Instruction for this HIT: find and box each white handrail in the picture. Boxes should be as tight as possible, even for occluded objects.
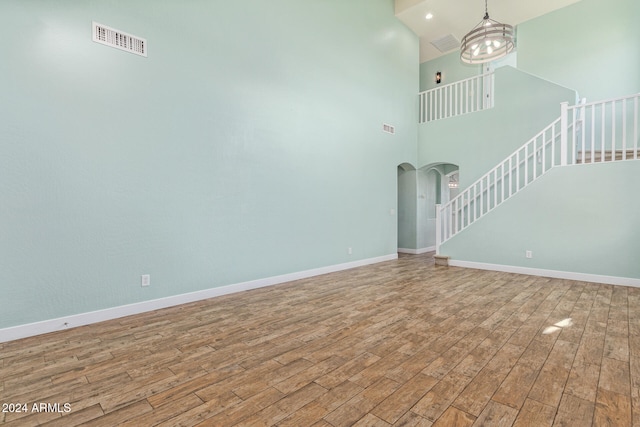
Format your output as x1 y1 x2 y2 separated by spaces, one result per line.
571 92 640 108
419 73 494 123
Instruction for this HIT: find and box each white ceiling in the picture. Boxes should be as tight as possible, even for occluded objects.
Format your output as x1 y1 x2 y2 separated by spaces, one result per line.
395 0 582 63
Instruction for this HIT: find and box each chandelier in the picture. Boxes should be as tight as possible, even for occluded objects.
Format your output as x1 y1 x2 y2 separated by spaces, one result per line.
448 174 459 189
460 0 515 64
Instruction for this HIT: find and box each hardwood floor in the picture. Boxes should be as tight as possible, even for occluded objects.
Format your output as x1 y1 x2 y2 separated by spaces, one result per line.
1 253 637 426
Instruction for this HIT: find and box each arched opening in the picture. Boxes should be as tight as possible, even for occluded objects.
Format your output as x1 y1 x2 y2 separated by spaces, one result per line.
397 162 458 254
397 163 417 252
418 163 459 252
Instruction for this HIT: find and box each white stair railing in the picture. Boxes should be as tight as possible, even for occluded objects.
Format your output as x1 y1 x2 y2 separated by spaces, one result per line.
435 93 640 253
566 93 640 164
437 118 563 249
419 73 494 123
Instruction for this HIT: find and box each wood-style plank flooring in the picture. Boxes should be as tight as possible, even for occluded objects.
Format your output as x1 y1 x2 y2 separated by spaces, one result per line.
1 253 638 426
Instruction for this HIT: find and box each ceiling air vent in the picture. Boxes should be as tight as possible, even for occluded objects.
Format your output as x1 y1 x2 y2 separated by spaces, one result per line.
430 34 460 53
92 22 147 57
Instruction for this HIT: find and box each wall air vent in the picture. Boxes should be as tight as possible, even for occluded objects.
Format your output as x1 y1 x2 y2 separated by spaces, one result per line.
92 22 147 57
382 123 395 134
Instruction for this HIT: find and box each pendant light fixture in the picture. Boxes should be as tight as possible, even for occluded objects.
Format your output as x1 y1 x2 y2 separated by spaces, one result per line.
460 0 515 64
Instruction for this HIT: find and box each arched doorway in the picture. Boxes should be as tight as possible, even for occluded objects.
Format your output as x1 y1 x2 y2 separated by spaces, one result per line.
397 163 417 252
397 162 459 254
417 163 459 252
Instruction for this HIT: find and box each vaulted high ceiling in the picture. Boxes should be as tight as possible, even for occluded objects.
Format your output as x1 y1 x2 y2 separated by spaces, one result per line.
395 0 582 63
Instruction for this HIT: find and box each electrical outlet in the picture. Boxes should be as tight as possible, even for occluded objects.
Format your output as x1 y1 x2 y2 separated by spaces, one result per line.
525 250 533 259
348 247 353 255
141 274 150 287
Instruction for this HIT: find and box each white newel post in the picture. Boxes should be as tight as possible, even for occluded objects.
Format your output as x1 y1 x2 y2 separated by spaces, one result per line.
560 102 568 166
435 204 441 255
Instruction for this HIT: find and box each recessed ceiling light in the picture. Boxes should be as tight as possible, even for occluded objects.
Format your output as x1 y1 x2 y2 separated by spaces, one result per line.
425 13 433 20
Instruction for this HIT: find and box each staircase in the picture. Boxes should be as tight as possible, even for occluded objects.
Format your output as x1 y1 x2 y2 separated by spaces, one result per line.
435 93 640 253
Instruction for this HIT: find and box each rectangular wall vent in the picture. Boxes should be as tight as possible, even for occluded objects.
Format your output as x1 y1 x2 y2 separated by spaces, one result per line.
92 22 147 57
382 123 395 134
430 34 460 53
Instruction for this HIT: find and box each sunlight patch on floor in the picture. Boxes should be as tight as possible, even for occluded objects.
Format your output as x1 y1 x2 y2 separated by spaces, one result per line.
542 317 573 335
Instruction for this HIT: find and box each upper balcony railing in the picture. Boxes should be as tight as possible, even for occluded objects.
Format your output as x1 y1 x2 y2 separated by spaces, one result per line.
566 94 639 164
418 73 494 123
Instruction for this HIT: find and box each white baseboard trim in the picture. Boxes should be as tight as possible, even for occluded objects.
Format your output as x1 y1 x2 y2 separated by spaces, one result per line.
0 253 398 343
397 246 436 255
448 259 640 287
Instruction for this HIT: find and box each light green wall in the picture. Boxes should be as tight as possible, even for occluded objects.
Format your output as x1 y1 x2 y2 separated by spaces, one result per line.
0 0 418 328
441 161 640 279
419 51 480 92
517 0 640 100
418 66 576 187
